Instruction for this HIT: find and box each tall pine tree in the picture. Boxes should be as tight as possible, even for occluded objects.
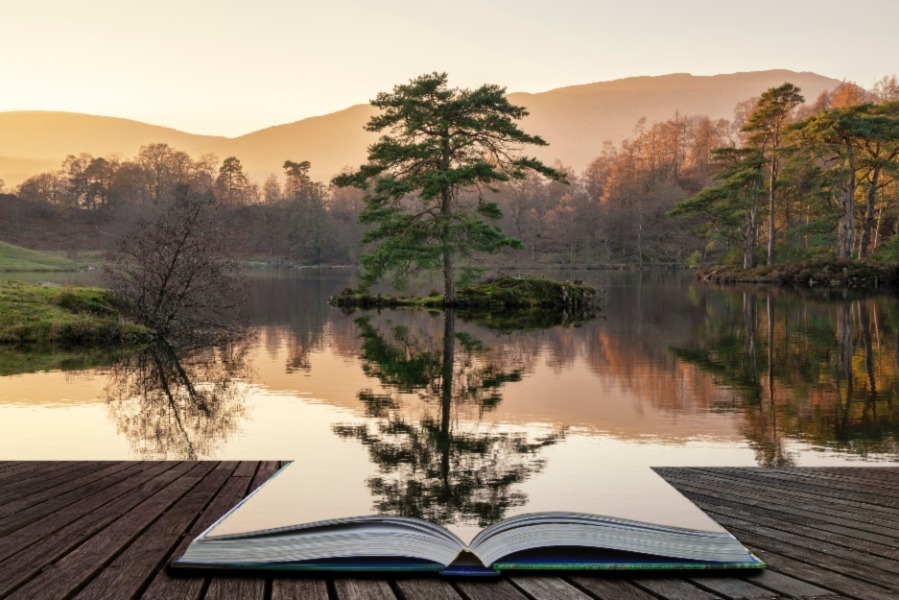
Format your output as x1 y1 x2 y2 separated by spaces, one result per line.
333 73 563 303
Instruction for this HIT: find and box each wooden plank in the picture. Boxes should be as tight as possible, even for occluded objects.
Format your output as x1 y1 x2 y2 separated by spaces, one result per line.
735 547 896 600
510 576 593 600
687 468 899 509
333 578 397 600
738 570 833 599
677 486 899 548
5 462 214 600
715 529 899 591
232 461 259 478
250 460 282 492
568 577 657 600
271 578 330 600
0 460 137 517
204 576 266 600
691 493 899 560
394 578 463 600
0 461 55 481
0 462 191 597
0 461 95 504
73 462 237 600
632 577 722 599
0 461 145 532
685 468 899 515
687 576 776 599
696 503 899 570
661 470 899 533
141 464 249 600
660 474 899 541
455 579 530 600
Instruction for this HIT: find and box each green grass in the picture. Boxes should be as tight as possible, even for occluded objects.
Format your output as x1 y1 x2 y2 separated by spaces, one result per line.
0 241 77 272
0 279 151 344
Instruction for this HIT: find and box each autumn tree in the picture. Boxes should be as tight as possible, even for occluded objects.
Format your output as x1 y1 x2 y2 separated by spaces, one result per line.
333 72 563 303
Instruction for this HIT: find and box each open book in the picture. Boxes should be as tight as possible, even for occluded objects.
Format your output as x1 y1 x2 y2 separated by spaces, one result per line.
171 464 764 575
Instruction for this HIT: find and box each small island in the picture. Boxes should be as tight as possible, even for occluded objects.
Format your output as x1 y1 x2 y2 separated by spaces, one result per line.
329 276 600 312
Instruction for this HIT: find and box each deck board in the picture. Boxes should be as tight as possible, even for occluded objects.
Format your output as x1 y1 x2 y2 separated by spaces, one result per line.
0 463 897 599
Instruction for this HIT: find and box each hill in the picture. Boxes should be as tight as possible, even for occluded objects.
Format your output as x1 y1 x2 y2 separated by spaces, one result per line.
0 70 841 186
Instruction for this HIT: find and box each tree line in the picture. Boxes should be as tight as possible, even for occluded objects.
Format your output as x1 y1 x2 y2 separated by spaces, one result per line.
7 76 899 268
673 77 899 267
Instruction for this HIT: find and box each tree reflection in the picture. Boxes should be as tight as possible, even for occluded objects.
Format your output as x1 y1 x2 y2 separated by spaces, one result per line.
105 337 251 459
334 311 564 527
672 288 899 464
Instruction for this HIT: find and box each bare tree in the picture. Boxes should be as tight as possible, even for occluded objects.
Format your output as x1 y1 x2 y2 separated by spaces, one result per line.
105 185 245 341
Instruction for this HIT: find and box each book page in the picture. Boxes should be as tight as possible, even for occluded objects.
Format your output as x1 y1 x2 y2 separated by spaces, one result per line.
207 427 726 544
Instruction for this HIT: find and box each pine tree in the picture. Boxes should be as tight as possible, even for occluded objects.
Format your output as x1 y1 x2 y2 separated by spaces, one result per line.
333 73 564 303
742 83 804 265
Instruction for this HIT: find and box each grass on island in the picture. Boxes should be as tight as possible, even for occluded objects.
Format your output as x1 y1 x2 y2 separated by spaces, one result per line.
0 279 151 344
330 276 601 312
0 241 77 272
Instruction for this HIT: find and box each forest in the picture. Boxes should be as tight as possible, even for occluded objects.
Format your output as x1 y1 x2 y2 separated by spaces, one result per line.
3 76 899 270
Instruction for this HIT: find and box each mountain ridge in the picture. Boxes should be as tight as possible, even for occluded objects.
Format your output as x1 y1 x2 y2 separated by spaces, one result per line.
0 70 842 187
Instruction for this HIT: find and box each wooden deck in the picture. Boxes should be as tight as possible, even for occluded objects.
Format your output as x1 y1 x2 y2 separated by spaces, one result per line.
0 463 897 600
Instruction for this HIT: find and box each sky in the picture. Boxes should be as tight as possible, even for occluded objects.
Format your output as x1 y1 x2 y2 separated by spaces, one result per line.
2 0 898 137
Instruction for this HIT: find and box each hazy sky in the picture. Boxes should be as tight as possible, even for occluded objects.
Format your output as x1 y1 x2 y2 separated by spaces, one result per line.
2 0 897 136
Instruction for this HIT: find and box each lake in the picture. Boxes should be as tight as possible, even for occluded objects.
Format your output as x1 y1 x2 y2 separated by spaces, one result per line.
1 269 897 528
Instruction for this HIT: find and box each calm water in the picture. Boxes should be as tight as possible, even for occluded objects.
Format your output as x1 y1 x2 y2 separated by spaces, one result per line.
1 270 898 528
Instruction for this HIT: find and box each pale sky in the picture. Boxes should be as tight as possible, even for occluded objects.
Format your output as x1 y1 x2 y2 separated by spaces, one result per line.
2 0 897 137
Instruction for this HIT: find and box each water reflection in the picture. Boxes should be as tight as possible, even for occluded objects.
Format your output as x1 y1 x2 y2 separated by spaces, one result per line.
334 312 564 527
2 271 899 468
105 338 252 459
672 288 899 464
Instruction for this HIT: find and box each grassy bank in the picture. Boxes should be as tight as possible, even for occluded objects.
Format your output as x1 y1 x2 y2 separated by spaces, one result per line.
699 261 899 290
330 276 601 312
0 241 77 272
0 279 151 344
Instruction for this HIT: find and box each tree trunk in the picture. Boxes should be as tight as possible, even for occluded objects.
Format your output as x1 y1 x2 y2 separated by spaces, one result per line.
838 168 856 260
441 140 455 304
858 168 880 260
744 167 762 269
767 157 777 265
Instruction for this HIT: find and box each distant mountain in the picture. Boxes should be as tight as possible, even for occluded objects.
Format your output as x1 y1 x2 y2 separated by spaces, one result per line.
0 70 841 187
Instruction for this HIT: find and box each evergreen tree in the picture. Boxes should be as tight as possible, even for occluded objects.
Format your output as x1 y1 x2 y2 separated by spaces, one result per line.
670 147 764 268
742 83 804 265
215 156 248 205
333 72 563 303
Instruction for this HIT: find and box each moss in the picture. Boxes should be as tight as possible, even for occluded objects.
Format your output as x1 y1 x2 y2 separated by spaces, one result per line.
0 241 77 272
329 276 601 317
0 279 152 344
